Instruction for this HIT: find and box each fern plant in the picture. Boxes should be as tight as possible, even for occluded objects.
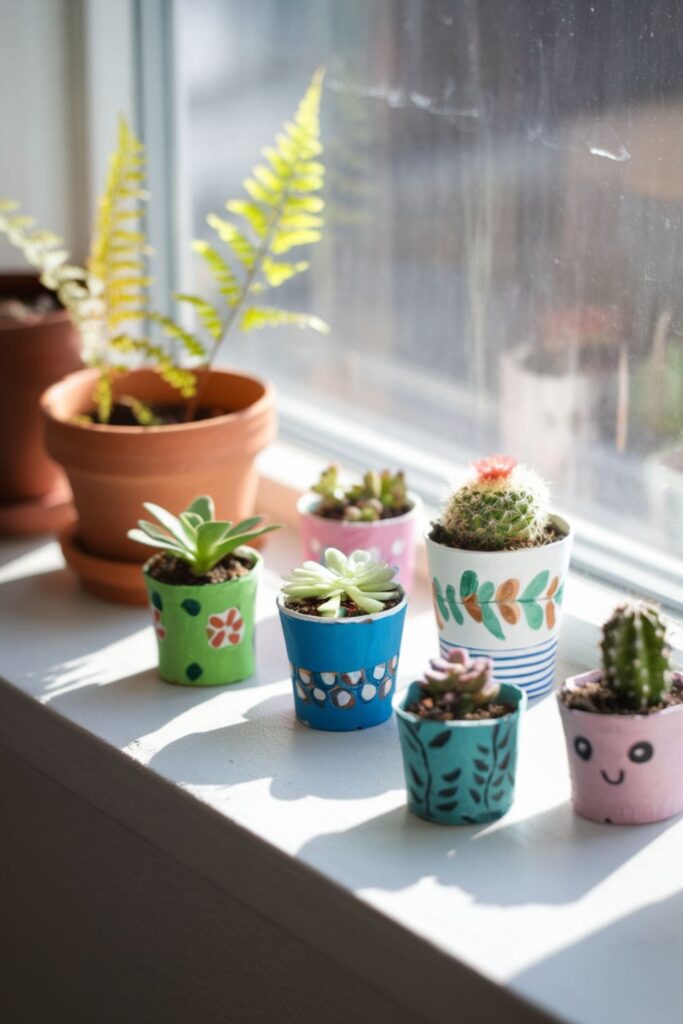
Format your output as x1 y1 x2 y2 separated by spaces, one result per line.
0 69 329 423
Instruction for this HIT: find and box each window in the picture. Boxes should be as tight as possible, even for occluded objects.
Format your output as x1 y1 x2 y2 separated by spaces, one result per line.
144 0 683 607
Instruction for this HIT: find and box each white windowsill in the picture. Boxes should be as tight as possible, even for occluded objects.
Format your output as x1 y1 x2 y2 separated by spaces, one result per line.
1 441 682 1024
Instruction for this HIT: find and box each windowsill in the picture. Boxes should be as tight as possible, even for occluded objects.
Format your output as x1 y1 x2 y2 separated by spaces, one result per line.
1 444 681 1024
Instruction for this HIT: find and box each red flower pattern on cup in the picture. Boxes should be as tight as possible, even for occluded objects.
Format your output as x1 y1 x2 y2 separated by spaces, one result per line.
206 607 245 649
151 607 166 640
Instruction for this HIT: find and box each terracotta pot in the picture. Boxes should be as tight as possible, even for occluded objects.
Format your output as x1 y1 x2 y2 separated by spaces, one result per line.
0 274 80 533
558 669 683 825
42 367 277 603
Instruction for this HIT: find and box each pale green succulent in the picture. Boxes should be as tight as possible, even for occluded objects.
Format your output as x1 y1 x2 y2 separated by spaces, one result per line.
128 494 280 576
282 547 400 617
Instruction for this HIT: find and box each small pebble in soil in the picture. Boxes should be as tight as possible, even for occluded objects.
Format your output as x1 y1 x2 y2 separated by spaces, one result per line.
407 691 515 722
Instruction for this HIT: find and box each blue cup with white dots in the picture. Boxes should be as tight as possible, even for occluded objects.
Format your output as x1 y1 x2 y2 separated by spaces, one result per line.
277 591 408 731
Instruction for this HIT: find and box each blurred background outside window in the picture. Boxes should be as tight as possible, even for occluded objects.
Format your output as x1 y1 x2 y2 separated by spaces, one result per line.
169 0 683 593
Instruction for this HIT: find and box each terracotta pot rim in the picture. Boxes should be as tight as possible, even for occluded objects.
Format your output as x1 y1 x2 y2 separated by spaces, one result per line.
142 547 262 588
276 588 407 624
558 668 683 720
424 513 572 556
297 491 422 525
394 680 526 728
41 366 274 436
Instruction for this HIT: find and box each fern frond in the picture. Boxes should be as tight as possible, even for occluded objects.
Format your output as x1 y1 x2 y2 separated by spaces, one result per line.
225 200 269 238
206 215 256 268
88 116 150 342
260 258 310 287
192 240 241 304
93 372 114 423
174 294 223 339
184 67 328 367
240 306 330 334
151 314 206 360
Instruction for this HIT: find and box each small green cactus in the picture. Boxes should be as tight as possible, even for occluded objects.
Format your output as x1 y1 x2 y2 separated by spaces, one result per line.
440 455 550 551
600 601 674 708
422 648 499 713
312 465 409 521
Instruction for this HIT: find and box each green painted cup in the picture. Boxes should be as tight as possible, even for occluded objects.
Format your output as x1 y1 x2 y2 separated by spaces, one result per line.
142 549 261 686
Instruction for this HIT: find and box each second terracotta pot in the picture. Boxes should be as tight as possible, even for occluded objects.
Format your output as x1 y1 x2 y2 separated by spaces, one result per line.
41 367 276 601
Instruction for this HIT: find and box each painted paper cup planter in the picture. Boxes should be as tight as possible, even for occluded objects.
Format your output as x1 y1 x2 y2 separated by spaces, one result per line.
427 455 572 700
129 495 280 686
278 548 407 731
144 556 260 685
299 467 421 589
395 649 526 825
558 601 683 825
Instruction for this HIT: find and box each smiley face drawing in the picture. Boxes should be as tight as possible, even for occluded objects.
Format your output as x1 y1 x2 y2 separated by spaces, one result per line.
559 671 683 825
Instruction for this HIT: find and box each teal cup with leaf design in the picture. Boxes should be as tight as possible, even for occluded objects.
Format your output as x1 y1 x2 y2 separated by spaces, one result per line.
143 550 261 686
395 681 527 825
426 516 572 701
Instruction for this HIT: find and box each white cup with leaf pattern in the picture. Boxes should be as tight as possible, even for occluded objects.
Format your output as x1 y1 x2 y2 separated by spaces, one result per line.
426 514 573 701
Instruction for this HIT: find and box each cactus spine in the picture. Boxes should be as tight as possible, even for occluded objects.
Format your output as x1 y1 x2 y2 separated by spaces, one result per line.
422 648 499 712
600 601 673 708
440 455 550 551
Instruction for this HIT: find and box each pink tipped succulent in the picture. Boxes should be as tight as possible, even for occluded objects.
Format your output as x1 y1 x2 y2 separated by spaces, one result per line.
472 454 517 481
422 648 499 710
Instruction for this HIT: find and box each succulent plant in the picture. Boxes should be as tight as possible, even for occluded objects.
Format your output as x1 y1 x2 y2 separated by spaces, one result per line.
421 648 500 712
128 495 280 576
312 465 409 521
282 547 400 617
600 601 674 709
439 455 550 551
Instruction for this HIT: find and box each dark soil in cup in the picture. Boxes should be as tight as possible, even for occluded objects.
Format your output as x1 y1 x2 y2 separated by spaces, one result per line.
0 294 58 320
407 690 515 722
429 520 563 552
95 402 230 426
284 593 403 618
560 675 683 715
314 501 413 522
146 552 253 586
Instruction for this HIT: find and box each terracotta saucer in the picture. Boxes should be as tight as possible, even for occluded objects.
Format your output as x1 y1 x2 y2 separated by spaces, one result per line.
0 479 75 537
59 522 148 606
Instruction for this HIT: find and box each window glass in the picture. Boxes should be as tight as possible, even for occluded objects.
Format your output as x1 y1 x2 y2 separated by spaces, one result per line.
175 0 683 567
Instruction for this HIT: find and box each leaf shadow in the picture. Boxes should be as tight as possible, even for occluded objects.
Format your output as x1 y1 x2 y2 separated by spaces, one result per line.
146 690 404 801
511 889 683 1023
296 800 677 907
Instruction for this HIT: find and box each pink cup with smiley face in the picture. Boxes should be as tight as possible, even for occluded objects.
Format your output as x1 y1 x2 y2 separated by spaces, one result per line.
558 670 683 825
